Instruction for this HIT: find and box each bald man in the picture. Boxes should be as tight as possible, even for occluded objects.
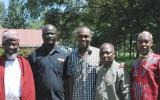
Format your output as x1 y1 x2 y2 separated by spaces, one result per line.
64 26 100 100
0 30 35 100
130 31 160 100
96 43 130 100
27 24 67 100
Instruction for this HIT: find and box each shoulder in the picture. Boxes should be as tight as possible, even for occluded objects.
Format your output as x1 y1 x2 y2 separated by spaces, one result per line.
89 46 100 57
112 60 121 69
28 47 40 56
148 53 160 64
59 45 73 54
27 46 43 58
58 46 68 55
89 46 99 52
18 56 27 61
18 56 30 64
151 53 160 59
34 46 44 54
54 46 68 60
27 50 37 61
68 48 78 57
113 61 126 76
89 46 100 59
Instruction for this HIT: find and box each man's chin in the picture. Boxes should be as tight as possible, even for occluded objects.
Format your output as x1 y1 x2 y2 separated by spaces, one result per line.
44 43 55 47
140 51 149 55
5 53 17 61
80 44 89 48
104 61 112 66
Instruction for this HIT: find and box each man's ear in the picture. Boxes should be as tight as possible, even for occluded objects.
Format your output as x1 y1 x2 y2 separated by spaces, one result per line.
150 39 153 46
151 42 153 47
113 52 115 58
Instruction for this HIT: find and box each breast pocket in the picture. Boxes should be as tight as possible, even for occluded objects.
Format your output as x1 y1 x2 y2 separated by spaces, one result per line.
72 64 82 80
104 72 116 85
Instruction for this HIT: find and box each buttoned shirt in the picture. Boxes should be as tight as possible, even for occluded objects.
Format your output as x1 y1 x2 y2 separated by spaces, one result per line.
96 60 131 100
67 46 100 100
28 44 67 100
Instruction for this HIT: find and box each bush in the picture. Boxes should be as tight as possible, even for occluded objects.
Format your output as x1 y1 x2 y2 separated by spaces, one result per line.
117 57 136 72
0 47 35 57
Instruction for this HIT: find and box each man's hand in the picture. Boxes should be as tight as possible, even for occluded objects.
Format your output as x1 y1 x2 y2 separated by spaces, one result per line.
119 62 128 69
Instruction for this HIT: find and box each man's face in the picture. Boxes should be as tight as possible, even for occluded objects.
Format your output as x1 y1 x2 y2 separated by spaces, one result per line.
77 31 92 49
42 32 57 46
2 39 19 55
137 34 153 56
100 45 115 65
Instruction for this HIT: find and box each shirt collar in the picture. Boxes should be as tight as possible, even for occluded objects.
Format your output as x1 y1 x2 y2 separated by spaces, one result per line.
88 46 93 55
139 50 153 59
49 43 61 54
41 43 61 54
101 60 116 70
77 46 92 55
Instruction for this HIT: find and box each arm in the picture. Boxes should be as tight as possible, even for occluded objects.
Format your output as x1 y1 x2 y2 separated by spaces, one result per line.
24 60 36 100
64 76 73 100
27 53 37 80
118 68 131 100
157 59 160 99
19 57 35 100
63 56 73 100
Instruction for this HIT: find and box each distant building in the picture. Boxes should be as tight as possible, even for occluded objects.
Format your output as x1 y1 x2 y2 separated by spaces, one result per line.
0 29 73 56
0 29 43 47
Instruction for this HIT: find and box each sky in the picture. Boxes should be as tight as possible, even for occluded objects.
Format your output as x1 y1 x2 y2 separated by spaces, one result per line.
1 0 9 9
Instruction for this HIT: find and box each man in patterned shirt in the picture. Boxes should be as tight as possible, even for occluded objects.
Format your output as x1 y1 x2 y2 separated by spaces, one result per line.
64 26 100 100
130 31 160 100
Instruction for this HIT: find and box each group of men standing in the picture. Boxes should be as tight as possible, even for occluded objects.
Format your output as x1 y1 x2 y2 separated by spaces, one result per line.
0 24 159 100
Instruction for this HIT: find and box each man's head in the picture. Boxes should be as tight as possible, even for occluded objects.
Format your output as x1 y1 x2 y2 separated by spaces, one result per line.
76 26 93 49
137 31 153 56
2 30 20 60
100 43 115 66
42 24 57 46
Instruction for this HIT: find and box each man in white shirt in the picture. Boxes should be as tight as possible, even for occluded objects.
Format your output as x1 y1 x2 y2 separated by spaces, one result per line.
0 30 35 100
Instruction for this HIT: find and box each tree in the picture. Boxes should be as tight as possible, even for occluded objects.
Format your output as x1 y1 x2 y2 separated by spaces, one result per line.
26 0 160 57
0 1 5 28
26 0 87 46
28 20 44 29
2 0 27 28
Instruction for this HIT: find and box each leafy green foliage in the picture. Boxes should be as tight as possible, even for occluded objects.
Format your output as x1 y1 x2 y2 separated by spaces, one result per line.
0 1 5 27
0 48 33 57
13 0 160 57
28 20 44 29
0 48 4 56
18 48 33 57
2 0 27 28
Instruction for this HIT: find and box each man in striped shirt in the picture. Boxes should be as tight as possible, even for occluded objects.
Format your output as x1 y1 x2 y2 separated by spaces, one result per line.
130 31 160 100
64 26 99 100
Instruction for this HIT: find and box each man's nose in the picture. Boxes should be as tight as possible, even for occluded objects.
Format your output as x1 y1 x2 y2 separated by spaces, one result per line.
142 42 146 46
8 44 15 49
103 53 108 57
